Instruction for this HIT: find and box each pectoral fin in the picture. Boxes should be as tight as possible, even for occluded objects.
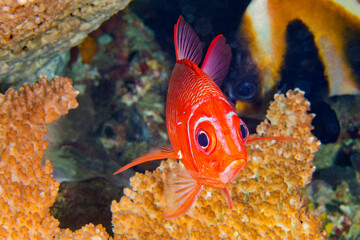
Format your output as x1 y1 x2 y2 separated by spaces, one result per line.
247 136 295 144
113 147 178 175
163 165 202 219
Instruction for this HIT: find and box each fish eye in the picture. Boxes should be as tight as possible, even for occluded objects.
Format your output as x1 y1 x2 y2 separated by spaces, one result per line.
235 81 257 100
194 125 216 155
239 123 248 140
198 131 209 148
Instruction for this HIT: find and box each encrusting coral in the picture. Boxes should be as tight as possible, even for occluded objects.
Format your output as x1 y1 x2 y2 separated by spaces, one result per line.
0 0 132 86
0 76 110 239
111 89 327 239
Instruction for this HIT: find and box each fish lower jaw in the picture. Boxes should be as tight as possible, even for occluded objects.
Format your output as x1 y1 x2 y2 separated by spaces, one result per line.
195 159 246 187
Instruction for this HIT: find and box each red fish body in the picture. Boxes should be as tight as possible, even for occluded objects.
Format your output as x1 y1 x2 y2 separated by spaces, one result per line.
114 16 292 219
167 59 247 187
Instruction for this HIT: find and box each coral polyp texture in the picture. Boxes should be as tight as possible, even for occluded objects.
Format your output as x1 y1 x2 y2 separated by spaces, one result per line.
111 89 327 239
0 0 131 86
55 223 110 239
0 76 80 239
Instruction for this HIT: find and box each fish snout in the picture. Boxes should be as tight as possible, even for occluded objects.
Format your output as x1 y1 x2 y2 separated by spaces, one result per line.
220 159 247 184
196 159 247 188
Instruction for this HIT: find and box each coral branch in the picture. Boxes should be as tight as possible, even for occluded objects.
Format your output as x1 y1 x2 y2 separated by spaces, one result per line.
0 76 79 239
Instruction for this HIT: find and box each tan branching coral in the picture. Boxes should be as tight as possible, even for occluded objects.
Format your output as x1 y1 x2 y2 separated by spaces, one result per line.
0 76 80 239
55 223 110 240
111 89 327 239
0 0 132 85
0 75 113 239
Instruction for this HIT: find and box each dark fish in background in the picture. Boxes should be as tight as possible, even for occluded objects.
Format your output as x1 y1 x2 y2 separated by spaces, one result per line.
226 0 360 143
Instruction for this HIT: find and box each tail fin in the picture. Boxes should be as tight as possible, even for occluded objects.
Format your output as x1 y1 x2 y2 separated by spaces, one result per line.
174 16 202 65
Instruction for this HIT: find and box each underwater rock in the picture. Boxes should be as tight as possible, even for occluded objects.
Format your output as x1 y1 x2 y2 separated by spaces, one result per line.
328 95 360 141
308 136 360 239
0 0 132 87
51 177 123 236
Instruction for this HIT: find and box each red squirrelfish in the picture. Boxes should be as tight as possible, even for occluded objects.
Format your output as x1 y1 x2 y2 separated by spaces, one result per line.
114 16 292 219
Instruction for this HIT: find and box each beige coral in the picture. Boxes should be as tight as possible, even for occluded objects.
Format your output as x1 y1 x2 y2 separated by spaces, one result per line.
111 89 327 239
0 0 131 86
55 223 110 240
0 76 78 239
0 76 110 239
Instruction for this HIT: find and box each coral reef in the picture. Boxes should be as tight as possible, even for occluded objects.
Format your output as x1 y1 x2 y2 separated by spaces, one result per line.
0 0 132 86
55 223 110 240
0 78 327 239
306 95 360 239
111 89 327 239
306 179 360 239
0 76 78 238
0 76 111 239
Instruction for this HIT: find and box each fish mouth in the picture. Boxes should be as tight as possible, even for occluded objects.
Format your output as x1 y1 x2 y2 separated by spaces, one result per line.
219 159 247 184
226 159 247 170
194 159 247 188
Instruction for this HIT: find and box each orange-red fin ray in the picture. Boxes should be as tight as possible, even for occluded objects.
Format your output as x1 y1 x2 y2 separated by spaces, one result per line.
113 147 178 175
201 34 232 87
247 136 295 144
163 165 202 219
220 187 233 209
174 16 202 64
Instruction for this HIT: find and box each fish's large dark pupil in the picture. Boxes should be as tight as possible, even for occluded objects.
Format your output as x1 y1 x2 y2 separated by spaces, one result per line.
198 132 209 148
236 82 257 100
240 124 247 139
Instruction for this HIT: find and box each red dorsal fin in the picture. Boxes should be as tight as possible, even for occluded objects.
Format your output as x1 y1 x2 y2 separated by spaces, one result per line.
163 164 202 219
201 35 232 87
174 16 202 65
113 147 177 175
